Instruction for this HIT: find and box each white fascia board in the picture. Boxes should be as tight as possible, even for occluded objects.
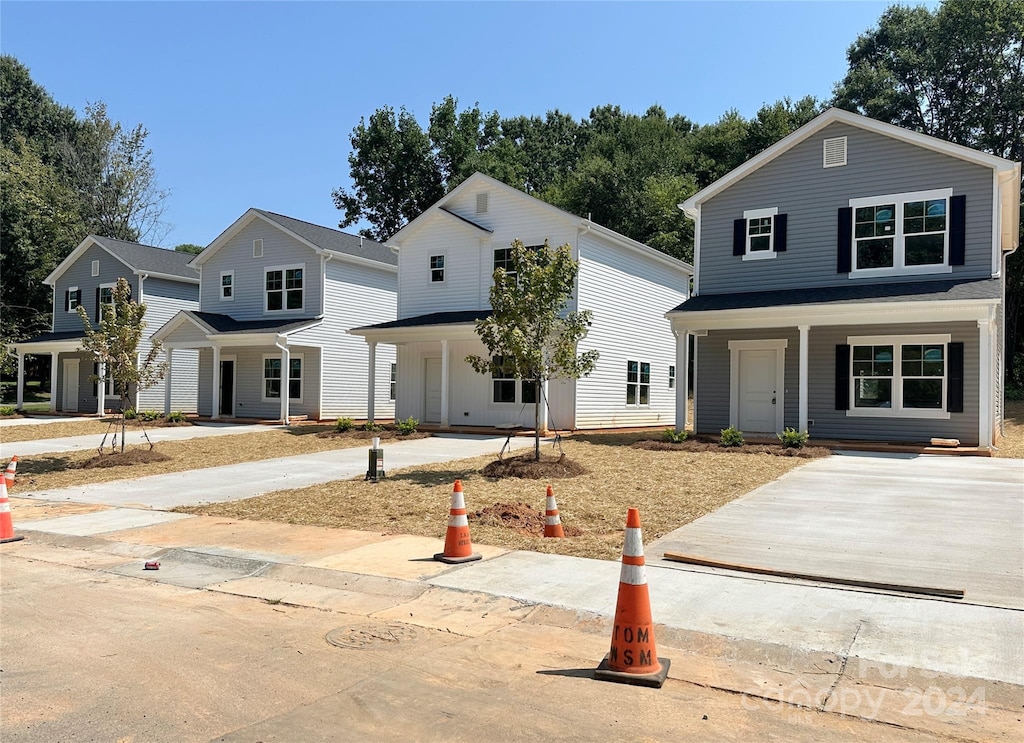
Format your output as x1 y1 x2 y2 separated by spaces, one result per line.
323 250 398 273
150 310 214 343
134 269 200 284
44 236 134 285
279 317 325 336
667 298 1000 331
585 222 694 275
194 210 327 267
348 324 481 345
8 338 84 353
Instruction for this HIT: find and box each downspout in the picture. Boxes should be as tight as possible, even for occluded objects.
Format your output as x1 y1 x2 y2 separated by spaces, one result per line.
274 337 290 426
135 273 147 412
319 253 332 420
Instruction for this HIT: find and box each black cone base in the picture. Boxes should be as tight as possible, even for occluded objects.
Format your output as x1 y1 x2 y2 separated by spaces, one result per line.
595 654 671 688
433 552 482 564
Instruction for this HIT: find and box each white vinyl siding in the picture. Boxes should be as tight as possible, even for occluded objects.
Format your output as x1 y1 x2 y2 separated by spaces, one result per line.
137 277 199 411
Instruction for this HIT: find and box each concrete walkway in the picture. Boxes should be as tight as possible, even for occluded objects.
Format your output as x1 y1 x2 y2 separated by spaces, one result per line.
1 421 279 458
0 414 99 428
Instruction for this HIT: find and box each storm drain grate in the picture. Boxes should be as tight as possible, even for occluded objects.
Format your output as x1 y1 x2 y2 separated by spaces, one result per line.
325 623 418 650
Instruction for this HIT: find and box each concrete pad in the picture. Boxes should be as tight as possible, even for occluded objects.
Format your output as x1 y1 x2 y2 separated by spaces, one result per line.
0 415 98 427
371 586 534 637
8 498 107 522
106 515 389 565
0 543 137 570
208 576 413 615
18 508 193 536
105 548 270 589
305 534 507 581
2 422 277 457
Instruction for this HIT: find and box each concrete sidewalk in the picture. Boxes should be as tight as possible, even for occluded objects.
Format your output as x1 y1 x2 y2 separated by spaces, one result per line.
0 414 98 428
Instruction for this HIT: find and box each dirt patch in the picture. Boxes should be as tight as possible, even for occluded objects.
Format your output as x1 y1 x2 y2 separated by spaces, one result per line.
473 501 584 537
481 452 586 479
317 429 430 442
78 448 173 469
632 439 832 458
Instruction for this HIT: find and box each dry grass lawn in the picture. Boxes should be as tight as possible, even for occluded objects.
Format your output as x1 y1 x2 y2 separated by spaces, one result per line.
996 399 1024 458
1 417 125 443
183 432 807 561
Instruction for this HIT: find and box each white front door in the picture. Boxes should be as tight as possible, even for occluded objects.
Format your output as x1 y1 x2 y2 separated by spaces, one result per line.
729 339 787 434
62 358 80 412
424 358 442 423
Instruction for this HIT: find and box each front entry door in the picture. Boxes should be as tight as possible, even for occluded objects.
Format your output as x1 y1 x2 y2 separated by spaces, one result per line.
62 358 80 412
735 347 782 434
219 359 235 417
424 358 441 423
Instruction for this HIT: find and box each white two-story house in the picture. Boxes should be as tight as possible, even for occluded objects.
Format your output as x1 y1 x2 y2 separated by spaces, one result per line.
352 173 693 431
151 209 397 423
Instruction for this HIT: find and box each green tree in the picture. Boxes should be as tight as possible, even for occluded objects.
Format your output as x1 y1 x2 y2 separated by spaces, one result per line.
174 243 205 255
77 278 166 452
833 0 1024 386
466 240 599 461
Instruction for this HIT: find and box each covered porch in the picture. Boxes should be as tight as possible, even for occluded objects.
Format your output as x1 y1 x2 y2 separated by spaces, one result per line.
6 331 114 416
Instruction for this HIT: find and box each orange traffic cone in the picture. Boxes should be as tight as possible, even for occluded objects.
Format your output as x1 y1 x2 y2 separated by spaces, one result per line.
0 467 25 544
595 507 669 688
433 480 481 564
5 456 18 491
543 484 565 538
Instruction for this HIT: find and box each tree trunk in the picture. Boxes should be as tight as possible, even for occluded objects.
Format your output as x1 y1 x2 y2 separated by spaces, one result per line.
534 399 540 461
119 392 127 453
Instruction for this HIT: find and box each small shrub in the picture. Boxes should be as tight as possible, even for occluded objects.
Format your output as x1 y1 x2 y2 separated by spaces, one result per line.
662 428 688 443
166 410 187 423
777 427 809 449
719 426 745 447
361 421 383 432
396 416 419 435
139 409 162 422
335 417 354 432
123 407 138 420
0 405 16 417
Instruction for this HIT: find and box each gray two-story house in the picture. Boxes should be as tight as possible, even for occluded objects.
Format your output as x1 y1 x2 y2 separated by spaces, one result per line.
9 236 201 415
151 209 397 423
668 108 1020 449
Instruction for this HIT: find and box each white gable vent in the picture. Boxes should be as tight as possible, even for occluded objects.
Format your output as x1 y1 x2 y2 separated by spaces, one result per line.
823 136 847 168
253 238 264 258
476 192 489 214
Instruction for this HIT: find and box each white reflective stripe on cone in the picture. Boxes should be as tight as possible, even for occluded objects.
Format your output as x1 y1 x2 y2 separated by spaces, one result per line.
448 514 469 527
546 496 557 509
620 562 646 586
622 527 643 557
545 515 561 525
0 503 11 513
450 492 466 509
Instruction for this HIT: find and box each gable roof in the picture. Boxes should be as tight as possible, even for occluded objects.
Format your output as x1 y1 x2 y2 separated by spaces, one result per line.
680 108 1020 213
192 208 396 268
45 236 200 286
387 172 693 275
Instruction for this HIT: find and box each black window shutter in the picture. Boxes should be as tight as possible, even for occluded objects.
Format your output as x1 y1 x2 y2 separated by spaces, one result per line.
774 213 788 252
947 342 964 413
64 290 70 312
949 195 966 266
835 344 850 410
733 218 746 256
837 207 852 273
95 287 101 322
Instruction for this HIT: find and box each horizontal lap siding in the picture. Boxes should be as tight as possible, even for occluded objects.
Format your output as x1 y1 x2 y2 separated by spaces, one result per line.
398 213 483 318
199 345 320 420
52 244 140 332
575 235 689 429
698 121 995 295
139 278 199 412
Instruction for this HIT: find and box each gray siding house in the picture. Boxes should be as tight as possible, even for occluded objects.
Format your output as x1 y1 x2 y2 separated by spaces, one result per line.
151 209 397 423
8 236 200 414
668 108 1020 448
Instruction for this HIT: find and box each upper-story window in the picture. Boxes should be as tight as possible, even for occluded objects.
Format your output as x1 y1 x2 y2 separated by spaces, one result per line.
848 188 953 275
265 264 304 312
734 209 786 260
220 271 234 301
430 255 445 282
98 283 116 320
66 287 81 313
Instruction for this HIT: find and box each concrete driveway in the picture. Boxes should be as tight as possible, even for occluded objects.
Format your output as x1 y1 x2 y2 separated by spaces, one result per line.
648 452 1024 609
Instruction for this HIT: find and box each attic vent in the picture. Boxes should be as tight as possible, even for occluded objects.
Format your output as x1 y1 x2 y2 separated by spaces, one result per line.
91 259 100 276
823 136 847 168
253 239 264 258
476 192 489 214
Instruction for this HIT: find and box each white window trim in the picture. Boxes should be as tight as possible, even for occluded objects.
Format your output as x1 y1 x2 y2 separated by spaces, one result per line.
846 333 951 420
99 282 116 317
261 352 304 404
742 207 778 261
263 263 305 314
668 364 676 389
848 188 954 278
253 239 264 258
67 286 80 313
219 270 234 301
626 359 652 407
429 254 446 284
91 260 100 277
389 362 396 401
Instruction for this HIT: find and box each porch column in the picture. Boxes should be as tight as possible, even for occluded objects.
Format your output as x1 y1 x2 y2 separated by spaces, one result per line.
366 341 376 425
49 353 58 412
96 360 106 416
798 325 809 433
978 318 993 448
674 329 689 433
211 346 221 420
279 344 290 425
440 339 449 428
164 347 173 416
15 352 25 411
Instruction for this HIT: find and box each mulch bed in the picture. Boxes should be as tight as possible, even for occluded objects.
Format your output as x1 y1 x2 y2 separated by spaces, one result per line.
317 429 430 441
632 438 831 458
481 452 587 479
78 448 173 469
472 501 584 537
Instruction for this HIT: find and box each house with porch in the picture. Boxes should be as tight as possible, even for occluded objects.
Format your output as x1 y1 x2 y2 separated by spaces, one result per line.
351 173 692 431
151 209 397 423
668 108 1020 448
8 236 200 415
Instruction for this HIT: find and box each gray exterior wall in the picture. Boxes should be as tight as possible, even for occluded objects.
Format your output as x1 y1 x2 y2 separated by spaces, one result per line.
52 244 140 332
54 350 134 413
139 277 200 412
695 322 980 445
197 345 321 420
697 121 995 295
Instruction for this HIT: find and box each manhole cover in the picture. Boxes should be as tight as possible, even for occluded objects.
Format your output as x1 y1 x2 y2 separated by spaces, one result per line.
325 623 418 650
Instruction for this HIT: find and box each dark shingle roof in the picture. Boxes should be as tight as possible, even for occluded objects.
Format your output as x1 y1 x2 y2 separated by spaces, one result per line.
92 237 199 280
355 309 492 332
17 330 86 344
254 210 397 266
191 311 321 335
670 278 1002 313
438 207 493 233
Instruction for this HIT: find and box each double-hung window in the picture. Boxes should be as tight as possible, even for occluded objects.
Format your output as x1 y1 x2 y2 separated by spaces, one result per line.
98 283 116 320
668 365 676 389
430 255 445 283
848 335 949 418
66 287 81 313
742 208 777 259
220 271 234 301
849 189 952 275
626 360 650 406
389 363 397 401
265 265 304 312
493 247 515 278
262 355 303 402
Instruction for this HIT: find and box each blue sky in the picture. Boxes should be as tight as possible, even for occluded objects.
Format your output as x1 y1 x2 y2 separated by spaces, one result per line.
2 1 914 246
